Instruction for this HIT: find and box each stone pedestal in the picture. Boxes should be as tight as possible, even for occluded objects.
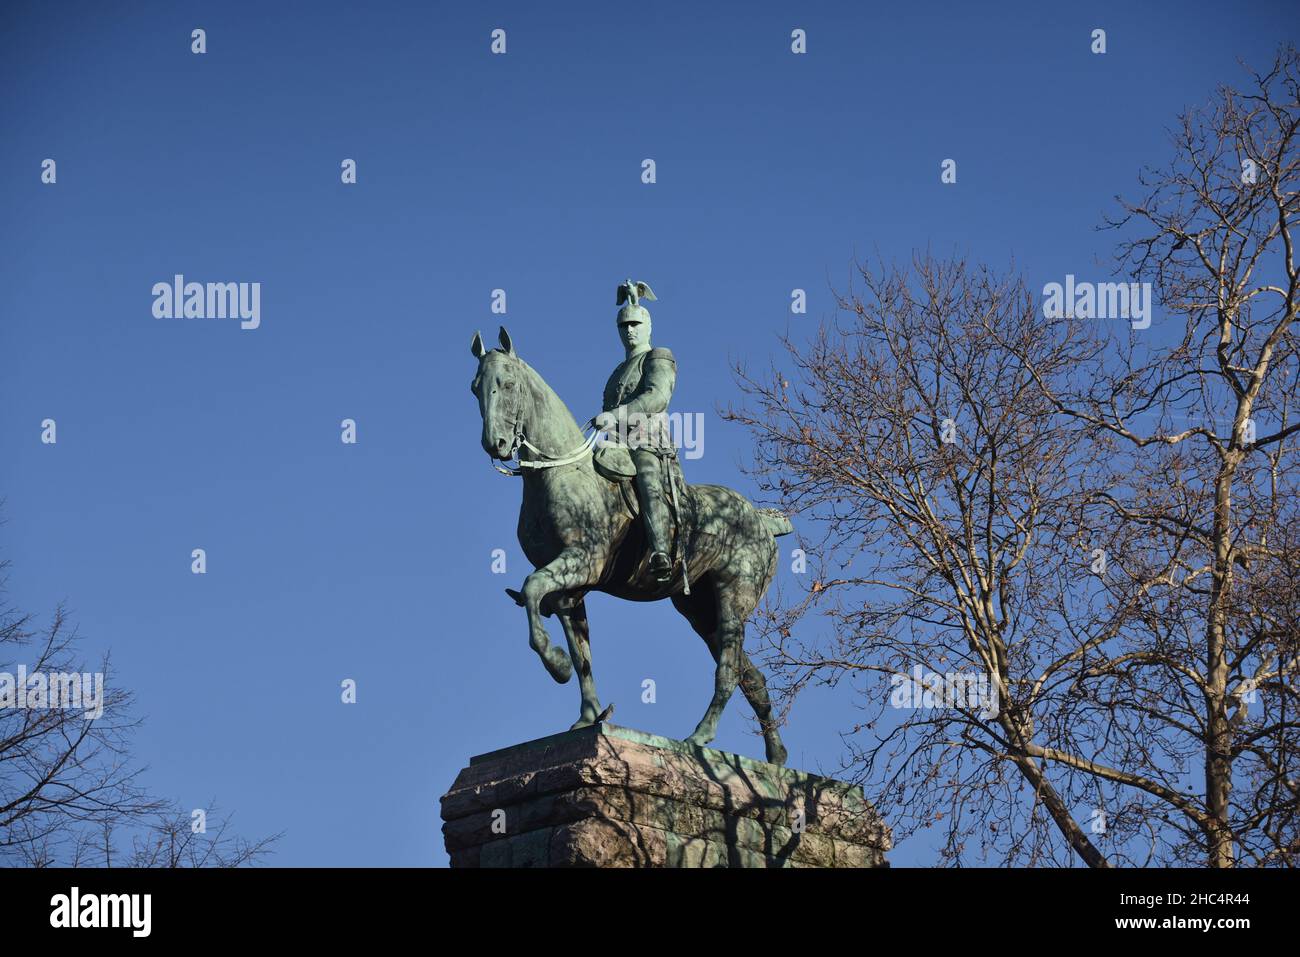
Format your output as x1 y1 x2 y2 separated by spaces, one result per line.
439 723 890 868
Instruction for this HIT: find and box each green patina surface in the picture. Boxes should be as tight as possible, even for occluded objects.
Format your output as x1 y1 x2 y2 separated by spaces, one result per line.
469 282 794 766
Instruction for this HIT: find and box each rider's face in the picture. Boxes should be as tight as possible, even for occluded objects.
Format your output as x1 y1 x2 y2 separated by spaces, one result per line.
619 318 650 352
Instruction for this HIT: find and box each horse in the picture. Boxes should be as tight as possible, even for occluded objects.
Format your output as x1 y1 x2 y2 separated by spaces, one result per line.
469 326 793 765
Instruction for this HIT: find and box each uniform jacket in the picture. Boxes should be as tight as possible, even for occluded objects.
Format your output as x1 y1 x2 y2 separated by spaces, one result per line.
601 347 676 451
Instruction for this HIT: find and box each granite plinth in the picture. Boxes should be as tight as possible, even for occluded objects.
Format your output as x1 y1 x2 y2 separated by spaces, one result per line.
439 723 890 868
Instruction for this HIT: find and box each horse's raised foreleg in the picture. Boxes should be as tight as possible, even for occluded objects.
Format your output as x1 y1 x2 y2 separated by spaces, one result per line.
519 547 593 684
557 598 602 729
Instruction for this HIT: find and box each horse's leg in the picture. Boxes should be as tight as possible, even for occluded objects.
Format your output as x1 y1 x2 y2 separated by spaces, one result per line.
681 532 788 764
671 577 784 762
557 598 601 729
738 648 786 766
521 546 593 684
671 577 718 659
684 580 746 751
728 532 787 765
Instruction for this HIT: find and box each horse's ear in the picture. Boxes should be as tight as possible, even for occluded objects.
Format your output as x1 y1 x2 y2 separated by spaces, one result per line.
498 326 515 355
470 330 486 358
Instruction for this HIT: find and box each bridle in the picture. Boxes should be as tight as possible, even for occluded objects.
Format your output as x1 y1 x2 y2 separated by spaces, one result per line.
491 426 600 476
481 353 599 477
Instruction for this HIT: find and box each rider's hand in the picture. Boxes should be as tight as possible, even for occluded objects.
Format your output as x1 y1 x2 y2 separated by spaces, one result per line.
594 412 618 433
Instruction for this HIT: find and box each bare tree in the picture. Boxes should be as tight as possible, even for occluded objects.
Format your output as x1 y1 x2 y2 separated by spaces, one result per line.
727 255 1133 866
1071 43 1300 867
727 47 1299 868
0 554 279 867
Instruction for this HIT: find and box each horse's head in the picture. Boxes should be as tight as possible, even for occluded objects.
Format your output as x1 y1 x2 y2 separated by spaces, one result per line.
470 326 526 460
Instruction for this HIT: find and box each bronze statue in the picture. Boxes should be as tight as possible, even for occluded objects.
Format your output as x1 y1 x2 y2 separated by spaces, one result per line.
469 284 793 764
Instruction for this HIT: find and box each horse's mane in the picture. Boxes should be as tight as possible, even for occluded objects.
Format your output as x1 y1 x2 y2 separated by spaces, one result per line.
494 350 582 435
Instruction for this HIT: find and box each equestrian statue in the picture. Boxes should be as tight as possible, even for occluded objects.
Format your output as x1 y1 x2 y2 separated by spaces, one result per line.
468 279 793 765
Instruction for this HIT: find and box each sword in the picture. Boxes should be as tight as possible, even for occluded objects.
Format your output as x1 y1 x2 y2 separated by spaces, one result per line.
665 449 690 596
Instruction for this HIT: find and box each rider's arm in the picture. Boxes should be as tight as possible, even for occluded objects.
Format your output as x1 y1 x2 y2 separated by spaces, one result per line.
615 348 675 417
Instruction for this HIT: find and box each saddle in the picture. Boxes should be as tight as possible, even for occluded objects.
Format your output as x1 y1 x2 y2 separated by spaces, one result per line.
593 444 649 519
592 443 637 482
593 443 691 534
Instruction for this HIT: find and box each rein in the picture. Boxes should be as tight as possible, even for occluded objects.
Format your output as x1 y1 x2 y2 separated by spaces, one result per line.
491 425 599 476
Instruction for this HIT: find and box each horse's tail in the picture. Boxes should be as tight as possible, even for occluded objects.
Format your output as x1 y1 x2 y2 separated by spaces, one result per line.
757 507 794 538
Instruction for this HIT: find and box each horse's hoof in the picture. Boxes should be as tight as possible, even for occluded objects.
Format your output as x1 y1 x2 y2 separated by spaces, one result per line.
538 645 573 684
685 730 713 749
568 703 604 730
765 739 788 767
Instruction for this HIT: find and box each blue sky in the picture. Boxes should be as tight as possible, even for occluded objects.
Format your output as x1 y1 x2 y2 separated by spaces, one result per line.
1 0 1293 866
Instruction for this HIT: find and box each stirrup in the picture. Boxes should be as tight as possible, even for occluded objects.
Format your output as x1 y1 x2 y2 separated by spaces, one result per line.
650 551 673 582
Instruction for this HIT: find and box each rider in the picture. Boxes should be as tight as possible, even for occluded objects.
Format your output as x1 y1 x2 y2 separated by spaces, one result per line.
594 280 678 582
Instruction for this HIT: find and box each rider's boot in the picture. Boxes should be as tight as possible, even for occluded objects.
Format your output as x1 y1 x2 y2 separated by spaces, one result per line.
643 494 674 582
634 455 675 583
